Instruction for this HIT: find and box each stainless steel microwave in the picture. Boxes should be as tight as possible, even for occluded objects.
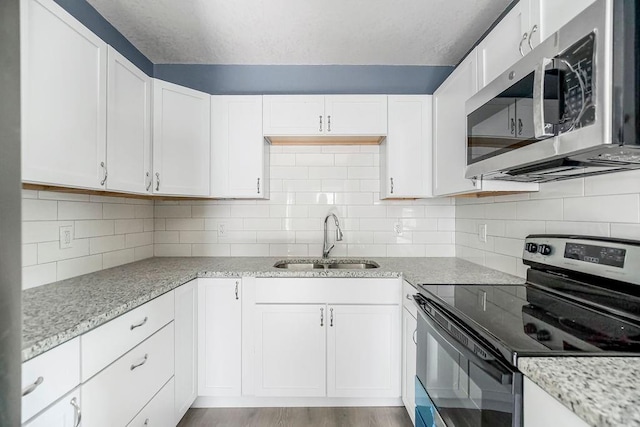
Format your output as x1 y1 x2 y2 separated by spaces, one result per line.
465 0 640 183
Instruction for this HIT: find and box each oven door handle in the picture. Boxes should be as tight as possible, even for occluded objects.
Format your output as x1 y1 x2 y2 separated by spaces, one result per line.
533 57 555 139
413 296 514 386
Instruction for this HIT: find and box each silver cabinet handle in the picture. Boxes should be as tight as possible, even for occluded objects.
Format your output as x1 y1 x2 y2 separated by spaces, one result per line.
145 172 152 192
70 396 81 427
510 118 516 135
412 329 417 345
518 118 523 135
130 316 148 330
390 177 394 194
144 419 149 426
406 294 412 300
330 307 334 327
257 177 260 194
130 353 148 370
527 24 538 51
100 162 108 186
22 376 44 397
155 172 160 191
320 308 324 327
518 32 528 56
235 281 239 300
327 115 331 132
319 115 323 132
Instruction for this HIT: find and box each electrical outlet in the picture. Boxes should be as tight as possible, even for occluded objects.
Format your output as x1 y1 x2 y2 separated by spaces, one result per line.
478 223 487 243
394 220 403 236
59 225 73 249
218 223 226 237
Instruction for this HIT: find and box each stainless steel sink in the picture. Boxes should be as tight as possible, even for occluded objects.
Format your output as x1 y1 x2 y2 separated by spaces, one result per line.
273 260 379 270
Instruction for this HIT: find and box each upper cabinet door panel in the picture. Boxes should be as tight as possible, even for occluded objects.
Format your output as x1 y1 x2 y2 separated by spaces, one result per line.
21 0 107 189
530 0 597 45
477 0 530 89
433 51 481 197
324 95 387 135
263 95 325 136
106 46 151 195
152 80 210 197
211 96 266 198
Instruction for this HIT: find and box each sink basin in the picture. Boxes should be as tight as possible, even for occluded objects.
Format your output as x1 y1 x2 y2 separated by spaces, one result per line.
273 260 379 270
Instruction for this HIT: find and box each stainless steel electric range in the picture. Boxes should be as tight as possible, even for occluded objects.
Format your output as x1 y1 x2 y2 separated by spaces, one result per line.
413 235 640 427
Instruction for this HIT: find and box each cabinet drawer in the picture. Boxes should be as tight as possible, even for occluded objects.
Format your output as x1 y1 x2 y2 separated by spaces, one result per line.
402 281 418 317
127 377 175 427
82 323 175 427
22 337 80 423
255 278 401 304
81 291 174 381
23 387 80 427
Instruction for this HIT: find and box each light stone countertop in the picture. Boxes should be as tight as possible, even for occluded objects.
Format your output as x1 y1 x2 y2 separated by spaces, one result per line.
22 256 523 361
519 357 640 427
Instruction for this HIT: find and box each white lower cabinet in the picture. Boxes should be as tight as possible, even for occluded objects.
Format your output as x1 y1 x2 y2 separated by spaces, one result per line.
327 305 400 398
401 307 417 424
523 377 589 427
254 304 327 397
23 388 80 427
174 281 198 423
82 323 175 427
198 278 242 397
127 378 176 427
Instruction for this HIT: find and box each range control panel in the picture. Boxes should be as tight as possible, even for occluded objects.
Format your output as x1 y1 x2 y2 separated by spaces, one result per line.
523 235 640 286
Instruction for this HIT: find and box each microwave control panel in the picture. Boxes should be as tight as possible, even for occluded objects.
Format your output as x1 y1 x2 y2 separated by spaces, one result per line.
556 32 596 134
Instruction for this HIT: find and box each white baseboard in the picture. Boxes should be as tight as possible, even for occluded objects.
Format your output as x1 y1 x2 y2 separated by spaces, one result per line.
192 396 403 408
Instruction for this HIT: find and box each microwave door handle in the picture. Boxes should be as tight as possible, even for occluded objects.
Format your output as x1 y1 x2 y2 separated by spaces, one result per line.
533 57 555 139
413 296 514 385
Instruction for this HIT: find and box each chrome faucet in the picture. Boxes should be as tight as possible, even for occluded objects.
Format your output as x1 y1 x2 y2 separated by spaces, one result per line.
322 213 344 259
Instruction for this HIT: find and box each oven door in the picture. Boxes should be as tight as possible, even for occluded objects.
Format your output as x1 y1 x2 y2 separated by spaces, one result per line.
414 296 522 427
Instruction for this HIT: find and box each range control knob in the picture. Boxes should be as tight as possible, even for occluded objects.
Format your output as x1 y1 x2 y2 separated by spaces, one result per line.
525 243 538 253
538 244 553 256
524 323 538 334
536 330 552 342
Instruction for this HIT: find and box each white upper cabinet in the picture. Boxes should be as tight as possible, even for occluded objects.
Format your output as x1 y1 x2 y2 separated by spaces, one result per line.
528 0 597 47
211 96 269 199
477 0 533 89
106 46 152 195
324 95 387 135
152 79 211 197
381 95 432 199
263 95 387 137
21 0 107 190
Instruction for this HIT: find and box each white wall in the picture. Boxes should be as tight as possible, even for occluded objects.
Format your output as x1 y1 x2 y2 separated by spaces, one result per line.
455 169 640 278
22 190 154 289
154 145 456 258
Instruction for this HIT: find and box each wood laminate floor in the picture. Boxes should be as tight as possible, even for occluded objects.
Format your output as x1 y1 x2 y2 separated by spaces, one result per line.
177 407 413 427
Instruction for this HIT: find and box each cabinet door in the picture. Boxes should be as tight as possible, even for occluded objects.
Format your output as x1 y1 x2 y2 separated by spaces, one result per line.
175 281 198 423
381 95 432 199
198 278 242 397
477 0 531 88
211 96 267 198
106 46 152 194
21 0 107 189
23 388 80 427
530 0 596 46
324 95 387 135
402 308 417 424
254 304 326 397
327 305 400 398
152 80 210 196
263 95 325 135
523 377 589 427
432 51 480 196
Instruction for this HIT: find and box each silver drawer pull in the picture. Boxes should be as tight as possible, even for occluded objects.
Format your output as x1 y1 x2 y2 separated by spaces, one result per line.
70 396 81 427
130 316 148 330
130 354 149 371
413 329 417 345
406 294 412 300
22 376 44 397
144 418 149 426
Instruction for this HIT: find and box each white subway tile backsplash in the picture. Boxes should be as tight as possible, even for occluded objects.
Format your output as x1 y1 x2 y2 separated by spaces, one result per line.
230 205 270 218
57 255 103 281
134 204 154 219
546 221 609 237
269 244 309 257
308 167 347 179
230 244 270 256
257 231 296 244
23 263 57 290
154 231 180 244
425 245 456 257
103 248 136 269
23 244 38 267
23 199 58 221
38 239 90 263
347 167 378 180
165 218 205 231
413 232 453 244
485 202 517 220
134 245 154 261
154 205 192 218
564 194 639 223
218 231 257 244
611 223 640 240
22 221 71 244
192 205 231 218
155 244 192 256
295 153 334 166
58 201 102 220
114 219 144 235
179 231 218 244
89 235 125 254
125 232 153 248
335 154 375 167
347 244 386 257
516 199 563 221
103 203 135 219
584 169 640 196
387 244 426 257
74 220 115 238
504 220 546 239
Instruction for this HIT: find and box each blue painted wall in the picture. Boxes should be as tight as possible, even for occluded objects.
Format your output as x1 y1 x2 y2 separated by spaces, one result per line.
52 0 453 94
153 64 453 95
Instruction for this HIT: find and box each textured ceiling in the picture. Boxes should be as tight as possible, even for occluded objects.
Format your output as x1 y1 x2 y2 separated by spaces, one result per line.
86 0 512 65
